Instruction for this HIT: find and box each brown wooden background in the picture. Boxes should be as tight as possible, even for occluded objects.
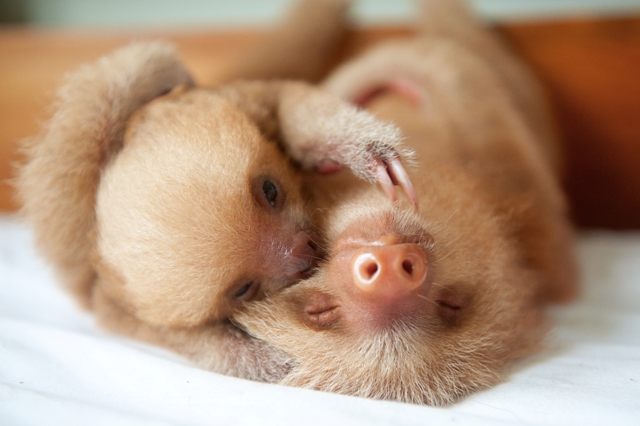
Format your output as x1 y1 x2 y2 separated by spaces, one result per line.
1 16 639 229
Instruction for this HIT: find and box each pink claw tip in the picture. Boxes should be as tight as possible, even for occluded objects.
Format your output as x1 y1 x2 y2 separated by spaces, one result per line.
389 158 419 210
376 163 398 203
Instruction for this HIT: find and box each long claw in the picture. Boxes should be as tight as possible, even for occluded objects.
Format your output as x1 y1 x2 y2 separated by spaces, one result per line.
376 163 397 204
389 158 419 210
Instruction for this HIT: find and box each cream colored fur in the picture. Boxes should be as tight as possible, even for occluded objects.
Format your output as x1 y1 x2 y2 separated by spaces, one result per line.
233 0 578 404
16 0 411 368
17 42 193 307
17 0 578 406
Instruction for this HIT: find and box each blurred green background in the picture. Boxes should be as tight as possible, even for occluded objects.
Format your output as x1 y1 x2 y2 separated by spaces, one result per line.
1 0 640 28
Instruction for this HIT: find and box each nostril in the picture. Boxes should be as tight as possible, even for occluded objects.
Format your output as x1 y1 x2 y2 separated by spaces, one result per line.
402 259 414 276
352 244 428 297
365 262 379 279
400 250 428 287
354 253 381 284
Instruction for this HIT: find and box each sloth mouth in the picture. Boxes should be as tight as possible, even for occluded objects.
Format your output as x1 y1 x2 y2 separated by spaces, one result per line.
305 306 340 330
434 288 463 323
306 305 339 317
303 293 341 329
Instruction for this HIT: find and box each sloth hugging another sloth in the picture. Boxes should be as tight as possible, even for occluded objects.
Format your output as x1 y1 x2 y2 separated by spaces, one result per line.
17 0 578 406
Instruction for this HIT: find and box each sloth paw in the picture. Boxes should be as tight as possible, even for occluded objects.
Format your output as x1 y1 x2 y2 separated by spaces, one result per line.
355 141 418 209
315 143 418 209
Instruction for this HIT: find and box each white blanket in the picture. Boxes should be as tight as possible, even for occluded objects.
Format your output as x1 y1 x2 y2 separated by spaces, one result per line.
1 214 639 425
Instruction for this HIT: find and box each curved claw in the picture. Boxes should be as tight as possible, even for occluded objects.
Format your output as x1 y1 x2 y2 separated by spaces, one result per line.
388 158 419 210
375 163 397 204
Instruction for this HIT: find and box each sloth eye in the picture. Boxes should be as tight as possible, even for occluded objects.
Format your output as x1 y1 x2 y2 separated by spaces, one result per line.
252 176 284 211
235 281 258 300
235 282 252 297
262 180 278 207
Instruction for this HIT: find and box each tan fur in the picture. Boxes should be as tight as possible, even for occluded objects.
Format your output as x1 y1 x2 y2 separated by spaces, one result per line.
92 285 290 383
18 0 578 406
212 0 351 84
93 77 409 328
232 0 579 405
16 0 354 310
16 2 409 330
94 0 577 405
19 57 408 326
17 42 193 307
95 88 309 326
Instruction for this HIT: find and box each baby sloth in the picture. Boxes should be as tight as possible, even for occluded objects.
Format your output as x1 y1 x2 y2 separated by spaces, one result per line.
16 0 417 385
19 0 580 406
17 41 414 331
91 0 578 405
231 0 579 405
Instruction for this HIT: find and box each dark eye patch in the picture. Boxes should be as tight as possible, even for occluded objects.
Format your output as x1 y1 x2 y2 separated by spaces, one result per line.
262 180 278 207
251 176 285 211
235 281 259 301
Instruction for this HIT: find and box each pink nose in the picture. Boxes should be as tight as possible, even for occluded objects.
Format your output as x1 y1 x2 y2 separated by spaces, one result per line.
350 243 428 298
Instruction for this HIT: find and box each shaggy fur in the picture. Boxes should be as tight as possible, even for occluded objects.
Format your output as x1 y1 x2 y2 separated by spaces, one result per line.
18 0 579 406
18 42 193 307
17 0 410 329
232 0 578 405
211 0 351 84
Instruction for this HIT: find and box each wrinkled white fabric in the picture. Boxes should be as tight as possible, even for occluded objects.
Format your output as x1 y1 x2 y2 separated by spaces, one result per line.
1 214 639 425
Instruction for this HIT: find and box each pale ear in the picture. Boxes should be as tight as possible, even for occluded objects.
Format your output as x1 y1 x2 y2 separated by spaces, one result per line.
17 41 193 307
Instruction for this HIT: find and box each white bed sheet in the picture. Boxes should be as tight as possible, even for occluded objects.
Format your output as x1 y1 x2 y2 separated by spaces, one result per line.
1 213 639 425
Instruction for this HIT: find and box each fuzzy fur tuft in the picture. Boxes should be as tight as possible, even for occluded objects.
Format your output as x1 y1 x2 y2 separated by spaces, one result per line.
16 41 192 307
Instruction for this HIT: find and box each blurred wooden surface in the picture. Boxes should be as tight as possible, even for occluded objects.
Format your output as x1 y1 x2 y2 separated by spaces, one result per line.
496 18 640 229
1 17 639 228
